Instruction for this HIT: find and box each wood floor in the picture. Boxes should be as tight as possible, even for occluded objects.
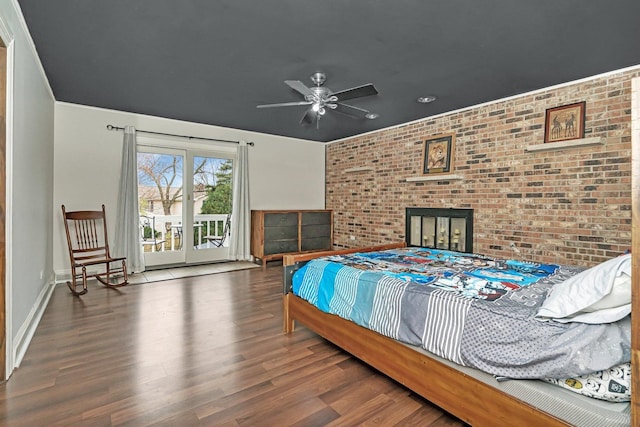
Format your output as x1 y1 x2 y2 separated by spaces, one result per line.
0 265 468 426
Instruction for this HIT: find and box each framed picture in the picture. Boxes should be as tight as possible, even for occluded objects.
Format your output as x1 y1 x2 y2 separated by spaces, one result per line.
544 101 586 143
423 133 455 174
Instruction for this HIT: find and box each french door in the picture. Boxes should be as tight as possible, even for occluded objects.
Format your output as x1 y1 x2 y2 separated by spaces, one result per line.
137 146 233 267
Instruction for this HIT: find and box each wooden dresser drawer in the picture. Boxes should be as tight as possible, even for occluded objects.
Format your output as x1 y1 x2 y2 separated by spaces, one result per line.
264 239 298 255
301 224 331 239
264 225 298 241
301 236 331 252
264 212 298 227
301 211 331 225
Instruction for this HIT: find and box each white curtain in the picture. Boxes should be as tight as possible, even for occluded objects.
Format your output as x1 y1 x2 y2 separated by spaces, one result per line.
114 126 145 272
229 141 251 260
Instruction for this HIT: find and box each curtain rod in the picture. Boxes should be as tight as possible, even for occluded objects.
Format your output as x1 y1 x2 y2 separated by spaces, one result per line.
106 124 254 146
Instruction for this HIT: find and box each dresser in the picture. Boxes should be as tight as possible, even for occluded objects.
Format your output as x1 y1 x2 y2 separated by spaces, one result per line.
251 210 333 267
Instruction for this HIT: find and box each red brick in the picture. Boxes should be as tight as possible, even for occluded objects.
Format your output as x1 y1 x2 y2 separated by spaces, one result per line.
326 69 639 267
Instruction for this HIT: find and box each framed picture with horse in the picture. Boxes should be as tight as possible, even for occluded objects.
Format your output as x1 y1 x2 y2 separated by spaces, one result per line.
422 133 455 175
544 101 586 143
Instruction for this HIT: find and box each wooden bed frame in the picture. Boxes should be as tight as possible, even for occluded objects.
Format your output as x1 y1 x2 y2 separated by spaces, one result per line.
283 181 639 427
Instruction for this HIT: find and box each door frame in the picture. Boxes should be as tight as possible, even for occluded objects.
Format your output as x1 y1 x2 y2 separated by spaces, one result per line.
0 16 14 380
137 136 236 268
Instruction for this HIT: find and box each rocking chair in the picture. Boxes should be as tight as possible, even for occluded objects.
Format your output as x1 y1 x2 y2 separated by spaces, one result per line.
61 204 129 296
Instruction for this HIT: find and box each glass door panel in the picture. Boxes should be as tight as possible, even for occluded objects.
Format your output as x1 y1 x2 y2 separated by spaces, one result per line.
421 216 436 247
186 153 233 264
409 215 421 246
137 148 186 266
436 216 450 249
451 217 467 252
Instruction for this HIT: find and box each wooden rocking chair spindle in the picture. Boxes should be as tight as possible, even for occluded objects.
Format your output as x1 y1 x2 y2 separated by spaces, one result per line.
61 204 129 295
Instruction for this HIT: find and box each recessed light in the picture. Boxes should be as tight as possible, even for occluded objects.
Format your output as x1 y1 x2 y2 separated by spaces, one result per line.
365 113 379 120
417 96 437 103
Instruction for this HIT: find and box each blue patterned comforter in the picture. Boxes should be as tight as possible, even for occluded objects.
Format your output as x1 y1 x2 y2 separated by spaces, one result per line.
292 248 631 379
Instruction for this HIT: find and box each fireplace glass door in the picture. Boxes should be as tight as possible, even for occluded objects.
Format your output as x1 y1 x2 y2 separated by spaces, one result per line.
406 208 473 253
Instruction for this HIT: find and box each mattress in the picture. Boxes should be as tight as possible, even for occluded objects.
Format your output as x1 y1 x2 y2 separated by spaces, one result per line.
415 344 630 427
291 247 631 404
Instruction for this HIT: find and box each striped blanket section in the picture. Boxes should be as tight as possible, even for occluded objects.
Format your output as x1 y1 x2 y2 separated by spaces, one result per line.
291 248 631 380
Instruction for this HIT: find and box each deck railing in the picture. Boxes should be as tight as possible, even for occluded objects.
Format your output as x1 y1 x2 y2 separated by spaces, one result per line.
141 214 229 252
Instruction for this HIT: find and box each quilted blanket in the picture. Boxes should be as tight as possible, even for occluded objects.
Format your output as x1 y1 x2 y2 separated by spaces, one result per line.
292 248 631 379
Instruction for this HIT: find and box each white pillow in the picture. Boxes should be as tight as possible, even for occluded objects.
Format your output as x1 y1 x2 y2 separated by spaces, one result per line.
544 362 631 402
536 254 631 324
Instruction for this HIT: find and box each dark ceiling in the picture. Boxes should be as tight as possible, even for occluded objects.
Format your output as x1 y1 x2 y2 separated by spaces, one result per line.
17 1 640 143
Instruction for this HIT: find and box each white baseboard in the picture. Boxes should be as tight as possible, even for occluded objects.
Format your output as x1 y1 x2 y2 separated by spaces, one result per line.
11 278 56 372
54 268 72 282
54 266 114 282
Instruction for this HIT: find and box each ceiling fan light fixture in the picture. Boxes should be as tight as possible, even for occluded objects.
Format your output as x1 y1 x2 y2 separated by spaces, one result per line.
417 95 437 104
311 72 327 86
257 73 380 128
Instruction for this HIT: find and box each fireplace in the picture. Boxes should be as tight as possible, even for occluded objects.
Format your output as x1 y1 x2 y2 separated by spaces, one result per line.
406 207 473 252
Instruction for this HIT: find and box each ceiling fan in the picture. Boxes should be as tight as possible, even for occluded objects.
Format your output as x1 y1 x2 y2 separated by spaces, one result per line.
257 72 379 128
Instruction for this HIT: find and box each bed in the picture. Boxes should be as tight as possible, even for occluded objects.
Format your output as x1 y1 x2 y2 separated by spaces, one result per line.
282 208 638 426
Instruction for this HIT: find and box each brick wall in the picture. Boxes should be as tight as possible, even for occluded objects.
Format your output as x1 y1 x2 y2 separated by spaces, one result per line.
326 68 640 266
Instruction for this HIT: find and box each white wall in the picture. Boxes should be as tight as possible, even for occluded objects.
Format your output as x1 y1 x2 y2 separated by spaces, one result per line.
53 102 326 273
3 0 324 375
0 0 56 373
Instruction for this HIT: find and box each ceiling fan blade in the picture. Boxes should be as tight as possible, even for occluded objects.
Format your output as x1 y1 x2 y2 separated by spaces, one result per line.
257 101 312 108
285 80 315 98
300 108 316 125
331 83 378 101
334 102 371 119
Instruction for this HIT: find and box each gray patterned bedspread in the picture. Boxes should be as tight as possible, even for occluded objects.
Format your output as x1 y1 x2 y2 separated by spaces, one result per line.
291 248 631 379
